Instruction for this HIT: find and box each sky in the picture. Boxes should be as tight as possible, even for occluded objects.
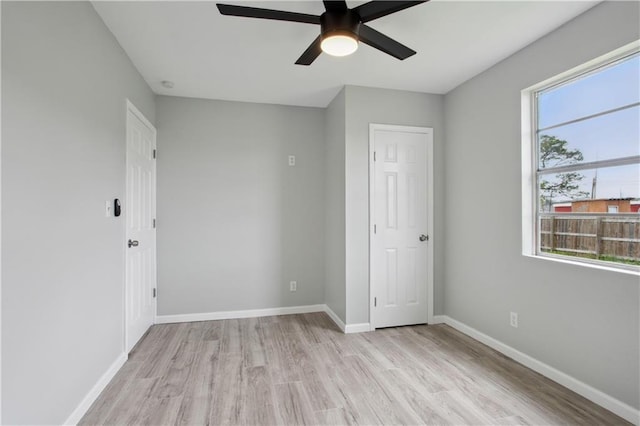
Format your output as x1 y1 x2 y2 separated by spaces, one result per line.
537 52 639 202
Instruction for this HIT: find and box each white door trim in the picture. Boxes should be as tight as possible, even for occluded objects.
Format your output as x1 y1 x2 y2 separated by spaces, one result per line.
369 123 434 330
124 99 157 353
126 99 155 133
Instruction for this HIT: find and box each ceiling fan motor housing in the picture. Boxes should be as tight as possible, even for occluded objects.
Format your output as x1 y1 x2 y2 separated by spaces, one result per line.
320 9 361 39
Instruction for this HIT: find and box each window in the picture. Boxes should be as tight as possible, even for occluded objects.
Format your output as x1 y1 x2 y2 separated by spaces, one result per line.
522 42 640 272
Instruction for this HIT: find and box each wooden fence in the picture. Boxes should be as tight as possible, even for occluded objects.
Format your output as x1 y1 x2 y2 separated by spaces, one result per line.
540 213 640 261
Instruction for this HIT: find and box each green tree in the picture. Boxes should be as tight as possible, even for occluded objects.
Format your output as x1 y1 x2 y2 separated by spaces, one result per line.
539 135 589 211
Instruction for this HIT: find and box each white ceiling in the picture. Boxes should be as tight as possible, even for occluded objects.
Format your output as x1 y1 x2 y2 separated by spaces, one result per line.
93 0 599 107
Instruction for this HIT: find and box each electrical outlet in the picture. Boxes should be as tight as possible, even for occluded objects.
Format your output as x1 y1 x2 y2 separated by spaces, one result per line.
289 281 297 291
510 312 519 328
288 155 296 166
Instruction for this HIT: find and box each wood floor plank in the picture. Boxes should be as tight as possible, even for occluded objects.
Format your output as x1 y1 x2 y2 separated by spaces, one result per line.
535 383 624 425
80 315 631 426
338 355 423 425
129 396 184 426
424 389 495 425
274 381 317 425
78 360 142 426
202 319 223 341
380 368 451 425
135 323 187 379
100 377 158 425
242 365 278 425
241 317 267 368
286 337 337 412
220 319 243 354
319 356 371 425
208 352 244 425
152 341 199 398
355 331 419 370
297 312 334 345
262 322 302 384
315 407 357 426
128 325 166 362
174 340 220 425
299 368 338 412
493 415 532 425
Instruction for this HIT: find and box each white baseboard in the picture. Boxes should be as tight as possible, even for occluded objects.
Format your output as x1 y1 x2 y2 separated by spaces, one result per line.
156 303 372 336
344 323 372 333
63 352 128 426
323 305 346 332
439 315 639 425
322 305 371 334
155 304 326 324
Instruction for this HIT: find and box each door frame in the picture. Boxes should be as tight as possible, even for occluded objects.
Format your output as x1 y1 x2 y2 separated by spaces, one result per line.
369 123 434 330
124 99 157 353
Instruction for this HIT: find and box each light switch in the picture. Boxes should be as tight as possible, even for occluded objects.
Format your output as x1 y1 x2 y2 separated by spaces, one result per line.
288 155 295 166
105 200 112 217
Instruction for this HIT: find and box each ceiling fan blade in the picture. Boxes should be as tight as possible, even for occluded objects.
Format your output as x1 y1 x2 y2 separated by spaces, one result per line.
354 1 428 23
295 35 323 66
358 25 416 60
217 4 320 25
323 0 348 13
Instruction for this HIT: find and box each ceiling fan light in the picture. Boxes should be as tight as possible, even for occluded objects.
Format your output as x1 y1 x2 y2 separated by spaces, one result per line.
321 34 358 57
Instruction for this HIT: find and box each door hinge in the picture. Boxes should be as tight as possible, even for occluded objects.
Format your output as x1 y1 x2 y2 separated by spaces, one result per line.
374 297 377 307
374 224 377 234
153 218 156 228
153 149 157 159
373 151 376 161
153 288 157 298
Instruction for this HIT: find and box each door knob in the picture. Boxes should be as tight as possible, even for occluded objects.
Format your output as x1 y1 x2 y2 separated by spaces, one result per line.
419 234 429 242
128 239 139 248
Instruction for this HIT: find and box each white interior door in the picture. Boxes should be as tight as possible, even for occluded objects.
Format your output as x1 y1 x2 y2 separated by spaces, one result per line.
126 101 157 352
370 124 433 329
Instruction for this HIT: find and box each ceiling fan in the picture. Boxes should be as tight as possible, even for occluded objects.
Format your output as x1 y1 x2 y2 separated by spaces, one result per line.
216 1 428 65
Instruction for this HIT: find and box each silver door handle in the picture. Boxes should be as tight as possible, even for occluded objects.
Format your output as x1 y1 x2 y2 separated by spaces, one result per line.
128 239 139 248
419 234 429 242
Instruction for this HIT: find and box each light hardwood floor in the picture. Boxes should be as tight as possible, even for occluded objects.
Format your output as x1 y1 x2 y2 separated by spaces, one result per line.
80 312 629 425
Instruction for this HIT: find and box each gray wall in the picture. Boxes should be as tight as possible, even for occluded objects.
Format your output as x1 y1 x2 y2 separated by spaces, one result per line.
3 1 636 423
324 89 347 322
1 2 155 424
156 96 325 315
344 86 445 324
443 1 639 410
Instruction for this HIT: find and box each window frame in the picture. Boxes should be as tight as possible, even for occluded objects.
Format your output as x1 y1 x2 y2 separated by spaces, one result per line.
521 40 640 275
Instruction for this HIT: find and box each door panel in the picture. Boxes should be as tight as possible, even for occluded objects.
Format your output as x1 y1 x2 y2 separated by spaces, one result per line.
372 126 431 329
126 103 156 352
385 248 398 306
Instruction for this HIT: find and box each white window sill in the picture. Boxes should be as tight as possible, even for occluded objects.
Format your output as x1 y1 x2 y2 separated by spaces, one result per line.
523 252 640 277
